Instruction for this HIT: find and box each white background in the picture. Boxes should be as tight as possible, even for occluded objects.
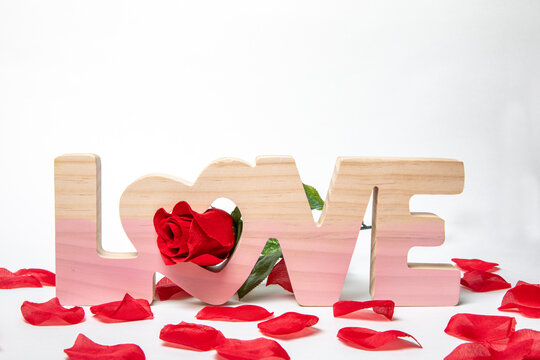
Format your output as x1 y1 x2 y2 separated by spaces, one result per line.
0 1 539 359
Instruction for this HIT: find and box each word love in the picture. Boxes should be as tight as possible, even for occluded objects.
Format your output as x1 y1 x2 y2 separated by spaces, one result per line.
55 155 464 307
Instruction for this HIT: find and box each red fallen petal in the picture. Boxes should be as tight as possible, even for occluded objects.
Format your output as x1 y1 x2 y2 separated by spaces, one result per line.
216 338 290 360
515 280 540 288
266 259 293 293
460 270 511 292
499 304 540 318
451 258 499 272
444 313 516 342
21 297 84 325
444 342 492 360
0 274 42 289
155 277 191 301
0 267 13 277
446 334 538 360
333 300 395 320
257 312 318 336
337 327 421 350
196 305 273 322
499 281 540 318
15 268 56 286
0 267 54 288
90 293 153 322
490 339 534 360
159 321 226 351
64 333 145 360
506 329 540 359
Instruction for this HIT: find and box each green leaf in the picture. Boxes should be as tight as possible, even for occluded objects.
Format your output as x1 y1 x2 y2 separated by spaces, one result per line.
261 238 281 256
231 206 242 224
303 183 324 210
361 221 372 230
237 249 282 299
230 207 243 242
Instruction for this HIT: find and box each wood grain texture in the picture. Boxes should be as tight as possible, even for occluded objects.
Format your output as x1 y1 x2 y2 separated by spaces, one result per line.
55 154 146 306
362 159 465 305
55 154 464 306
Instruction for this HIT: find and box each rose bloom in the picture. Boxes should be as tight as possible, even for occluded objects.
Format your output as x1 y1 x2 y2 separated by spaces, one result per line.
153 201 236 266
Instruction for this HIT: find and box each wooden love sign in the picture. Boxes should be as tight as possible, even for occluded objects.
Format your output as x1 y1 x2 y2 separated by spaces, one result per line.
55 154 465 307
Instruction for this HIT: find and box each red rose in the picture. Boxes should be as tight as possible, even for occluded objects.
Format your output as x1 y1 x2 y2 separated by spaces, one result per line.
153 201 236 266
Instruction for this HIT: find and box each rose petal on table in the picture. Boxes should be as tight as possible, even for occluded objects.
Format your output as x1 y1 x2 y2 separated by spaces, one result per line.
0 267 55 288
21 297 84 325
333 300 395 320
15 268 56 286
337 327 422 350
505 329 540 359
196 305 273 322
446 332 538 360
444 342 492 360
451 258 499 272
90 293 153 322
0 267 13 277
0 267 43 289
155 277 191 301
257 312 318 336
64 333 145 360
266 259 293 293
159 321 226 351
445 329 540 360
498 281 540 318
490 339 535 360
216 338 290 360
460 270 512 292
444 313 516 342
0 273 42 289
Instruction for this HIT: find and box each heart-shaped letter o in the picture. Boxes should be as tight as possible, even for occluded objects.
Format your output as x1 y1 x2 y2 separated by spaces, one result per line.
55 154 464 307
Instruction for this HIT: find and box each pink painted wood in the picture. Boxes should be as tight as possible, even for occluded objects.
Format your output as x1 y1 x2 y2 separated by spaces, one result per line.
55 154 464 306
